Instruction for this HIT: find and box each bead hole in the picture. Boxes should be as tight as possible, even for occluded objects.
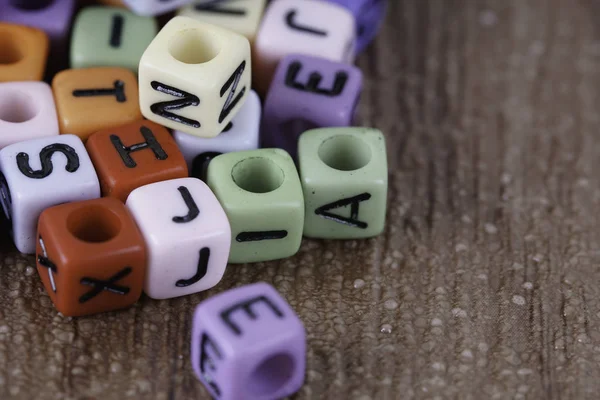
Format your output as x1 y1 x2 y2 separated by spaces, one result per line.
0 33 23 65
169 29 221 64
232 157 284 194
318 134 372 171
67 206 122 243
0 91 40 123
247 353 295 397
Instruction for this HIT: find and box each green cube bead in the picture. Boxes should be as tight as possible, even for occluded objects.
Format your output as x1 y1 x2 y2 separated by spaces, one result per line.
70 7 157 72
206 149 304 263
298 127 388 239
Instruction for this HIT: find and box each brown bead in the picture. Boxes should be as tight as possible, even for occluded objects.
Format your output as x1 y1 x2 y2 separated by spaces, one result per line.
36 197 146 317
86 120 188 202
0 23 48 82
52 67 142 141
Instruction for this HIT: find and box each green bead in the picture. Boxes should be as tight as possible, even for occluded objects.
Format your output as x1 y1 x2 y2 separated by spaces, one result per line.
298 127 388 239
70 7 157 72
206 149 304 263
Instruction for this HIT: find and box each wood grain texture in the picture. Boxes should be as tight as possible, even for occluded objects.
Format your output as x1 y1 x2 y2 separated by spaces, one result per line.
2 0 600 398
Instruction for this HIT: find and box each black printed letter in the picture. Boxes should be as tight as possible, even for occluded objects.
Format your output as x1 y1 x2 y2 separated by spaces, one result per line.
315 192 372 229
285 9 327 36
176 247 210 288
172 186 199 223
199 333 222 397
195 0 246 16
150 81 200 128
220 295 284 335
72 80 126 103
17 143 80 179
285 61 348 96
110 126 168 168
219 60 246 123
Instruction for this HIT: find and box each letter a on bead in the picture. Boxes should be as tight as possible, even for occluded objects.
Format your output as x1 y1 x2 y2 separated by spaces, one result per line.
315 192 372 229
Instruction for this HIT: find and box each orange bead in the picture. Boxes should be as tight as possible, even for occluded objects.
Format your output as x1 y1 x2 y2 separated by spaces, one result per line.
36 197 146 317
0 23 48 82
86 120 188 202
52 67 142 140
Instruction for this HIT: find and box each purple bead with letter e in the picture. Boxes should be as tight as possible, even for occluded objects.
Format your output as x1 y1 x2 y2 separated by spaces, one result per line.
261 53 362 159
191 282 306 400
325 0 388 53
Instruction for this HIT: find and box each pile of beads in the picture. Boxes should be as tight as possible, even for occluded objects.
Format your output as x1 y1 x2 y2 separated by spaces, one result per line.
0 0 387 398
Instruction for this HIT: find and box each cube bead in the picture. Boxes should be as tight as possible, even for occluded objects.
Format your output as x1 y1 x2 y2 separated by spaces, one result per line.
126 178 231 300
0 134 100 253
52 67 142 140
325 0 388 53
298 127 388 239
70 6 157 72
177 0 266 43
253 0 356 94
261 53 363 159
139 16 251 138
174 89 261 174
122 0 194 16
0 81 59 150
36 197 146 317
0 22 48 82
86 120 188 202
0 0 75 48
206 149 304 263
191 282 306 400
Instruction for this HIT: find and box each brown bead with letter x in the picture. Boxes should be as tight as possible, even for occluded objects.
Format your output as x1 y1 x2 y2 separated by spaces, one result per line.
86 120 188 202
36 197 146 317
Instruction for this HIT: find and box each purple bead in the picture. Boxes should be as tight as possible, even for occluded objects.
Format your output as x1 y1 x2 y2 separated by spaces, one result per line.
0 0 76 47
261 53 363 159
191 282 306 400
325 0 387 53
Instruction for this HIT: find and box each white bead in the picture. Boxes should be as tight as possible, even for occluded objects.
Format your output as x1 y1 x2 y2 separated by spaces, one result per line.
0 81 59 150
0 135 100 253
173 90 261 169
178 0 267 43
253 0 356 93
122 0 193 16
139 16 251 138
126 177 231 299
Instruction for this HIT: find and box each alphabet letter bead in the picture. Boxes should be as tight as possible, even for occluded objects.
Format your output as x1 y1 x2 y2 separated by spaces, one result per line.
52 67 142 140
0 23 48 82
206 149 303 263
174 90 261 175
123 0 194 16
70 6 157 72
178 0 266 43
261 54 362 159
325 0 387 53
191 282 305 400
86 120 188 202
36 197 146 317
253 0 355 94
139 16 251 138
0 81 59 149
0 0 75 50
0 134 100 253
297 127 388 239
126 178 231 299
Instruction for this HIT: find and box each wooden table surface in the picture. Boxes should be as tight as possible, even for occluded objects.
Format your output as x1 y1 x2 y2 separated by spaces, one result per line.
2 0 600 399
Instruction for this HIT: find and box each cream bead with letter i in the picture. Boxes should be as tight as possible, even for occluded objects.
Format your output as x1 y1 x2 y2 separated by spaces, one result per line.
138 16 251 138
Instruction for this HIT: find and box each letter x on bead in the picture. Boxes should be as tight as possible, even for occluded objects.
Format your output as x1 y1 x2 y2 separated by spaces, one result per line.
79 267 132 303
